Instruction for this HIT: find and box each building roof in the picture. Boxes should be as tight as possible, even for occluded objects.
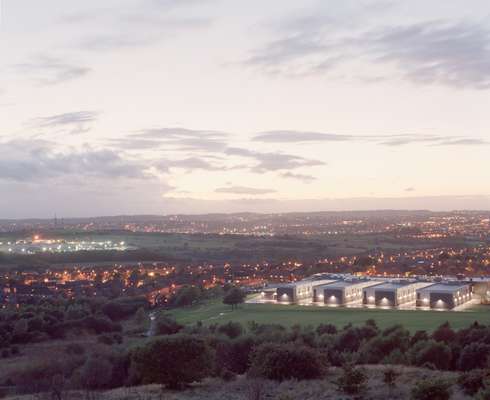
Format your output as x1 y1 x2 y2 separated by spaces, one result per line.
374 282 412 290
425 283 470 293
319 280 382 289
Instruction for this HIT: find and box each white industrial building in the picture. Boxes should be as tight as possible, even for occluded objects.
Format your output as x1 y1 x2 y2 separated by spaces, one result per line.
314 279 383 305
416 283 472 309
363 281 433 307
276 279 336 303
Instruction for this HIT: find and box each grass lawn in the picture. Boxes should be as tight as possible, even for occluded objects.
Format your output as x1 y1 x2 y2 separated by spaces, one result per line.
168 299 490 332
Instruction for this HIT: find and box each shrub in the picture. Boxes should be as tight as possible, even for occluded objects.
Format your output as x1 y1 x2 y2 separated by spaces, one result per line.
170 286 202 307
336 363 368 395
432 322 456 344
458 342 490 370
411 379 452 400
154 314 183 335
134 307 147 325
217 322 244 339
77 355 113 390
220 369 236 382
102 297 147 321
65 343 85 355
131 334 213 389
408 340 452 370
383 367 400 387
411 330 429 345
249 343 326 381
359 327 409 364
97 334 115 346
316 323 337 336
215 335 256 375
11 356 84 394
458 370 488 396
476 386 490 400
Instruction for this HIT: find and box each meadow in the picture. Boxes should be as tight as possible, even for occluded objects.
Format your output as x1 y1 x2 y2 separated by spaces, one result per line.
169 299 490 332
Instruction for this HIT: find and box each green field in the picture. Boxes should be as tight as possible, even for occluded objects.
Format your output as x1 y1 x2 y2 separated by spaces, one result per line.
169 300 490 332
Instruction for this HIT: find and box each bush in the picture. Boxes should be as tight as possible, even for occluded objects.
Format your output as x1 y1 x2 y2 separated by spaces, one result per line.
215 335 256 375
458 370 488 395
97 333 123 346
336 363 368 395
154 314 183 335
249 343 326 381
408 340 452 370
76 355 113 390
411 379 452 400
316 323 337 336
383 367 400 388
458 342 490 370
432 322 456 344
11 356 84 394
102 297 147 321
170 286 202 307
476 386 490 400
131 334 213 389
217 322 244 339
65 343 85 356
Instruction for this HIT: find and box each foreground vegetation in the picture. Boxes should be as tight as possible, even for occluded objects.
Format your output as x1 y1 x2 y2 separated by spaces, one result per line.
3 286 490 399
0 368 474 400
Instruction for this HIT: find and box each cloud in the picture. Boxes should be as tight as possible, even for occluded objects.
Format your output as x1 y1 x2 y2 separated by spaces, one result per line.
249 152 325 173
246 12 490 89
366 22 490 89
14 55 91 85
215 186 276 195
280 172 317 183
66 2 214 52
254 130 353 143
253 130 488 147
30 111 98 135
131 127 229 152
0 139 150 182
121 128 325 173
156 157 224 173
433 138 490 146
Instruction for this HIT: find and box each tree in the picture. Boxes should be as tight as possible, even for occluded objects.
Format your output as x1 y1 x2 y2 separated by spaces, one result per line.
249 343 326 381
131 335 213 389
223 287 246 310
411 379 452 400
170 286 202 307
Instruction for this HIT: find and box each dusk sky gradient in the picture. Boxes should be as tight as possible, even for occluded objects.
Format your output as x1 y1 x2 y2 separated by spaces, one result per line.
1 0 489 217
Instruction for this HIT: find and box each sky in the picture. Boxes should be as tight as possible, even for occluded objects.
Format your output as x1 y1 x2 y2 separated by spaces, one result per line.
0 0 489 218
